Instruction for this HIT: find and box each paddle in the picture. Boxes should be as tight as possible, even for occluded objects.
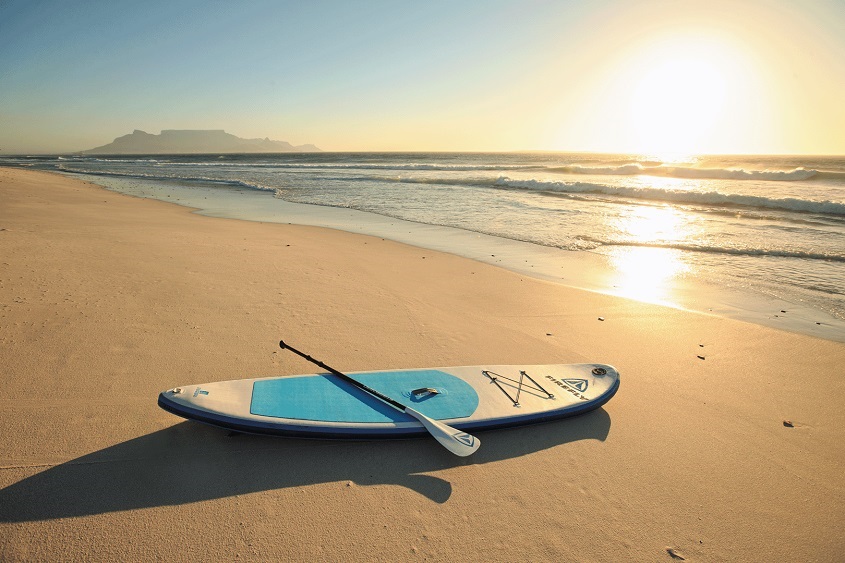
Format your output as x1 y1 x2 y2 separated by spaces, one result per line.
278 340 480 457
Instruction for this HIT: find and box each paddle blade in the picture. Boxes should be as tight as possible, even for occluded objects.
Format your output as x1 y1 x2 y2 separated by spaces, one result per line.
404 407 480 457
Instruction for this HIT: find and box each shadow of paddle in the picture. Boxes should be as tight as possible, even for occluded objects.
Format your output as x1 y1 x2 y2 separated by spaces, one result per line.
0 408 611 522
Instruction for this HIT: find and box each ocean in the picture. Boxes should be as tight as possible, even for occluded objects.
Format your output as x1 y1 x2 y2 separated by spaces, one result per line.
4 152 844 341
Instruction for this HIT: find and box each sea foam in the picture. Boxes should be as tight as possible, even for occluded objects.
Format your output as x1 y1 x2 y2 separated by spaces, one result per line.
552 163 820 181
492 177 845 216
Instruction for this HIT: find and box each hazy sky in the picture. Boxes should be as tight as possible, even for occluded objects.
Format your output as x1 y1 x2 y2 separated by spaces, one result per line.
1 0 843 154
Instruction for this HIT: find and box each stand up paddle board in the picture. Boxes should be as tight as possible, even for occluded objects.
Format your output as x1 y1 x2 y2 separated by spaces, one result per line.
158 362 619 439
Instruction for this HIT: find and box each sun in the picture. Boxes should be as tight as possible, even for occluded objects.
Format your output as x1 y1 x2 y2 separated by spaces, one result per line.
563 30 762 157
625 35 746 155
553 26 760 155
628 58 727 155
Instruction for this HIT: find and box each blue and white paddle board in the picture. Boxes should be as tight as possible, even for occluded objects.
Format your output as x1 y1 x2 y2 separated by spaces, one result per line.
157 363 619 438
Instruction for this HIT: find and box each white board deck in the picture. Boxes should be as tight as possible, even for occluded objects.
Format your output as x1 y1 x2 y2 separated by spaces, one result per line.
158 363 619 438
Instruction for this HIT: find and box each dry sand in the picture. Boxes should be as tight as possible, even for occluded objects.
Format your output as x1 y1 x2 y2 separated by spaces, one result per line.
1 167 843 561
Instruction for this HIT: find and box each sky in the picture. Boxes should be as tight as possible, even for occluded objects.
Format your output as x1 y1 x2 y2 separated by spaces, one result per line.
1 0 844 154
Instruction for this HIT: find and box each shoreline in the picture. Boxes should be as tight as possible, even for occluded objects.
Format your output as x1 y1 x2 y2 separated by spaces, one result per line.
1 167 844 561
59 168 845 343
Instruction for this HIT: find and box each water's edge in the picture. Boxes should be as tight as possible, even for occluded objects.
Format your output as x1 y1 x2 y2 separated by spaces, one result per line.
60 170 845 343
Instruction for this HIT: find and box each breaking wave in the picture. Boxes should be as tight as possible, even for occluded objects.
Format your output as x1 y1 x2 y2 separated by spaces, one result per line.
54 166 274 192
492 177 845 216
58 156 541 172
47 161 845 218
551 163 824 181
42 155 845 183
580 238 845 262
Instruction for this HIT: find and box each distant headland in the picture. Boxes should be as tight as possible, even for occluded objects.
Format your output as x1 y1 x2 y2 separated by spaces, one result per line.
81 129 321 154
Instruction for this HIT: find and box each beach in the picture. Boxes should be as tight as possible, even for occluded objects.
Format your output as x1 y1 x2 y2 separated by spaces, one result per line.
1 167 843 560
8 151 844 342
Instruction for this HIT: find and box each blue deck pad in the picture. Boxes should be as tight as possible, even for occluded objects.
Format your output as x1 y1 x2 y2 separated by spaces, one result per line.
250 370 480 423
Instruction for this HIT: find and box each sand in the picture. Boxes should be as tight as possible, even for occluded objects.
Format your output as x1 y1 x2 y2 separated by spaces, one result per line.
1 167 843 561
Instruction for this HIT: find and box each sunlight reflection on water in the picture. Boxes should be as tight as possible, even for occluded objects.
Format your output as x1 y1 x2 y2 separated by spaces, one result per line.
619 205 690 242
606 205 694 305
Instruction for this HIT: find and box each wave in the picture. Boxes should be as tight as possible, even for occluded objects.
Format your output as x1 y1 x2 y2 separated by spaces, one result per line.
551 163 823 182
816 170 845 181
663 166 817 181
58 156 149 163
583 239 845 263
63 156 540 172
88 157 164 164
49 155 845 183
232 160 838 183
492 177 845 216
170 162 544 172
53 161 845 218
551 164 647 175
55 166 275 192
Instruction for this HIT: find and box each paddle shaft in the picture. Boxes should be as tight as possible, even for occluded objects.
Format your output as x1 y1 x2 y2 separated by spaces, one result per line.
279 340 406 412
278 339 481 456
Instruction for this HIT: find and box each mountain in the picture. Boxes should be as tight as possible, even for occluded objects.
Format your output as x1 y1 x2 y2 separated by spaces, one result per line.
81 130 321 154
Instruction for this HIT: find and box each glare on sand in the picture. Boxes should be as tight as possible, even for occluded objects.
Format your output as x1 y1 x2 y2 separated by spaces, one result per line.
608 206 693 305
609 247 687 305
